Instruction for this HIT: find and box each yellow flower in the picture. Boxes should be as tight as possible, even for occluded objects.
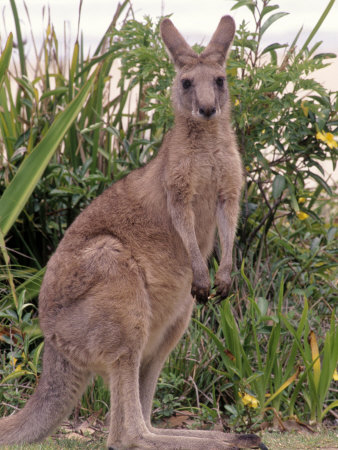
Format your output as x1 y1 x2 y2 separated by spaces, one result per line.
239 391 259 409
297 211 309 220
298 197 306 204
9 355 23 372
234 99 240 106
333 369 338 381
316 131 337 149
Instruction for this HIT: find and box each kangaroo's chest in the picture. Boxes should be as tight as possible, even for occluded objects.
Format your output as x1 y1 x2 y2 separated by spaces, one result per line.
190 150 222 256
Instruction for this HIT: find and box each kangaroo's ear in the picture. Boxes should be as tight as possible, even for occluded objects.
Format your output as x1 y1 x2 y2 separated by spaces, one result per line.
161 18 197 69
200 15 235 66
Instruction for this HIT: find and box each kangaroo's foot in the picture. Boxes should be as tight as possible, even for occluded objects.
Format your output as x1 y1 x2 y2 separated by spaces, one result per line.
147 426 264 449
108 430 266 449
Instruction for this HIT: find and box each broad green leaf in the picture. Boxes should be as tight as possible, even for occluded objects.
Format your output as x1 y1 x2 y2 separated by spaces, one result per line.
272 174 286 199
0 68 98 236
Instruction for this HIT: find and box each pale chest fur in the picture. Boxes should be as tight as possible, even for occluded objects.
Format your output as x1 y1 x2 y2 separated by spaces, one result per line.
164 127 240 256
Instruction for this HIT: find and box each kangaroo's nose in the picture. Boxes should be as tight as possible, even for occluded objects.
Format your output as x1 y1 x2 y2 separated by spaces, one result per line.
199 106 216 118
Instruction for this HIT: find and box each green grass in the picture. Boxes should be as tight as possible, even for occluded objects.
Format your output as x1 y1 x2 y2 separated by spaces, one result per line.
2 429 338 449
262 430 338 449
2 438 105 450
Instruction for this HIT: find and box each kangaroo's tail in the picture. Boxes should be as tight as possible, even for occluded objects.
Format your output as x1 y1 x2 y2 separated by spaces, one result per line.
0 341 90 445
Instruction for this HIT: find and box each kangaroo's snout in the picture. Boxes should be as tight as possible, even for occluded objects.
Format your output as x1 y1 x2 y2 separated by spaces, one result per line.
199 106 217 119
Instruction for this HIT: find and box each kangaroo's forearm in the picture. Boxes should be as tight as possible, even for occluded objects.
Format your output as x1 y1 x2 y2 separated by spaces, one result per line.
217 197 240 269
167 192 210 302
215 196 240 297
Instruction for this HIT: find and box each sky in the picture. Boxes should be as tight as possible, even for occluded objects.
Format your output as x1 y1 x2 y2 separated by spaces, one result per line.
1 0 337 54
1 0 337 91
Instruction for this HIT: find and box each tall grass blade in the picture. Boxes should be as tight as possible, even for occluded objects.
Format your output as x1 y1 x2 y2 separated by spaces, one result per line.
298 0 336 57
9 0 26 77
321 400 338 421
0 33 13 88
264 367 300 407
0 230 18 308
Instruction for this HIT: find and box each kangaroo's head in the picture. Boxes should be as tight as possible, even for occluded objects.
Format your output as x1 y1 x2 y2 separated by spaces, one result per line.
161 16 235 121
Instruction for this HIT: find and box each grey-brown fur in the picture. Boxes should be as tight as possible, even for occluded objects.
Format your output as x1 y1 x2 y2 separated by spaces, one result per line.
0 16 266 449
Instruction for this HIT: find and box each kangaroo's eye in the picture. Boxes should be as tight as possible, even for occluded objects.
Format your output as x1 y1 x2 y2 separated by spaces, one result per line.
216 77 225 88
182 79 192 90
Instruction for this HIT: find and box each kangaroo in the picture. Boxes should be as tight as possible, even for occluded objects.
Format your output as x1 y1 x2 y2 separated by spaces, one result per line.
0 16 266 450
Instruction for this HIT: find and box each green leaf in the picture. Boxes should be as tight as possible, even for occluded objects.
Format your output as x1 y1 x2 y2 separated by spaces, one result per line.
257 297 268 316
0 68 98 236
321 400 338 420
0 369 34 384
261 5 279 19
231 0 255 11
313 52 336 60
40 87 69 100
240 259 254 298
260 12 289 37
286 180 299 213
194 317 240 378
327 227 336 243
307 171 332 196
261 43 288 56
272 174 286 199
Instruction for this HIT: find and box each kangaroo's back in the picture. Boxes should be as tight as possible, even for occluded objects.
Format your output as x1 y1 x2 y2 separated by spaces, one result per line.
0 14 266 450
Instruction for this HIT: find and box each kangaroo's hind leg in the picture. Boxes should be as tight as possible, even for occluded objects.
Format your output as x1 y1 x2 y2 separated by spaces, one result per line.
139 294 194 429
104 291 240 448
138 294 263 449
108 348 244 450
